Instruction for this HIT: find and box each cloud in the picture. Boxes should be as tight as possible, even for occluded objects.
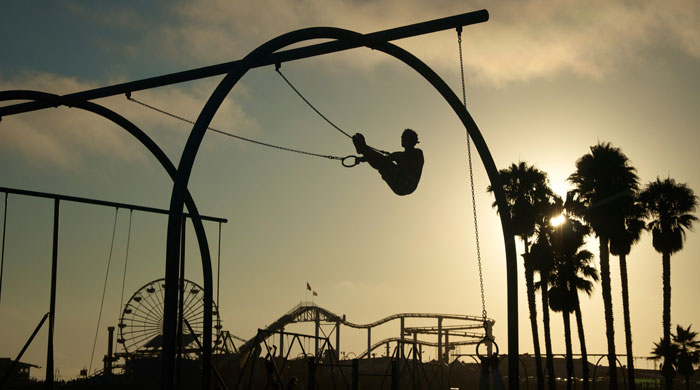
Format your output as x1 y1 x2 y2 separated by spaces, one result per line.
149 0 700 84
0 72 256 168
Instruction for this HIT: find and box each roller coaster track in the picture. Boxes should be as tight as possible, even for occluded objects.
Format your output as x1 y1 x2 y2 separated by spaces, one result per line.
235 302 492 357
357 337 480 359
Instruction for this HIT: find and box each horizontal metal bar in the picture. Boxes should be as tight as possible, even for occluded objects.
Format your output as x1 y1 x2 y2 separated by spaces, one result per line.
0 10 487 118
0 186 227 223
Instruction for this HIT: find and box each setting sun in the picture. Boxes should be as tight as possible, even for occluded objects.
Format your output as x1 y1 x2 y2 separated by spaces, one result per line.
550 214 566 226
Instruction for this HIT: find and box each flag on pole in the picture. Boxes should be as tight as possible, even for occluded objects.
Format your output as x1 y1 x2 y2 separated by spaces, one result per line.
306 282 312 291
312 291 318 297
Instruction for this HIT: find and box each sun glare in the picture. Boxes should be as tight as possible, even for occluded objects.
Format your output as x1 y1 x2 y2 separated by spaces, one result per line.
550 214 565 227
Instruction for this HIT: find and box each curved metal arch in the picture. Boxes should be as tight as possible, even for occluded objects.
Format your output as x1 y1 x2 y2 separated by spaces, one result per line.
162 26 517 389
592 355 627 390
0 90 215 386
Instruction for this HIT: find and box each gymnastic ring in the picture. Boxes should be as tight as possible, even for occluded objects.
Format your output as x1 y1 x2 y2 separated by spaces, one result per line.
341 155 362 167
476 337 499 360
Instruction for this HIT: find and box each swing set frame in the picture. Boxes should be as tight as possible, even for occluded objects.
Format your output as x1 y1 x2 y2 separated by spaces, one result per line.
0 9 520 389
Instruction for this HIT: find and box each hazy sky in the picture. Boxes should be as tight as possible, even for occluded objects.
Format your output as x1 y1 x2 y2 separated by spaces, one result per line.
1 0 699 380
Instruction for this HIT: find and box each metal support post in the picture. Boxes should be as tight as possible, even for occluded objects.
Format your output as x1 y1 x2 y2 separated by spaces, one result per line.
367 328 371 359
437 317 443 364
413 334 418 362
105 326 115 375
46 199 59 390
335 321 340 361
176 219 186 389
444 331 450 363
0 313 49 388
400 317 405 360
279 328 284 358
412 334 418 390
314 308 320 358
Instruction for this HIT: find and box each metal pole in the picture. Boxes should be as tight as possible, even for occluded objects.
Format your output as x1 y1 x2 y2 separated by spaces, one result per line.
46 198 59 389
314 308 320 358
400 317 405 360
0 186 226 223
437 317 443 364
336 321 340 361
0 192 7 304
0 312 49 388
444 331 450 363
216 222 222 338
105 326 115 375
0 10 488 119
176 219 186 389
279 328 284 358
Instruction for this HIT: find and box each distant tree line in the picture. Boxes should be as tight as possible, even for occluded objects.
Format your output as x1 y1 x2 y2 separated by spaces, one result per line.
488 142 699 390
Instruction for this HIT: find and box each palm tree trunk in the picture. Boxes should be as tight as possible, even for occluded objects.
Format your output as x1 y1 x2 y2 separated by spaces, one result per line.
599 235 618 389
563 309 574 390
573 292 590 390
525 263 545 390
619 253 636 390
663 251 672 390
541 276 556 390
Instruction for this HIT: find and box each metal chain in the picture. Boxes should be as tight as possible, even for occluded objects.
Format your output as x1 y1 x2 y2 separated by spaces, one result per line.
126 94 345 162
458 29 487 322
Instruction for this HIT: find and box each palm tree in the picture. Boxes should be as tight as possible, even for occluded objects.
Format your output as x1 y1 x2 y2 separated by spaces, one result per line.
488 161 553 390
549 217 597 390
529 236 556 390
572 281 595 390
640 177 698 390
547 283 575 390
564 192 599 390
649 337 680 386
673 324 700 390
609 199 645 389
568 142 639 389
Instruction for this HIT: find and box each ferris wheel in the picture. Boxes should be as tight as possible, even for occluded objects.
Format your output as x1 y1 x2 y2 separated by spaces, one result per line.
117 278 222 357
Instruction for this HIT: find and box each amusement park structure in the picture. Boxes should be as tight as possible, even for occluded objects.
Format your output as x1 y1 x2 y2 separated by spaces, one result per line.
0 8 521 389
233 302 494 363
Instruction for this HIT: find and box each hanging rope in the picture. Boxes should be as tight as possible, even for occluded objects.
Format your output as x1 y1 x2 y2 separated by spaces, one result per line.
457 27 488 324
275 64 390 155
275 64 353 139
126 93 362 167
89 208 120 375
116 209 133 354
0 193 7 305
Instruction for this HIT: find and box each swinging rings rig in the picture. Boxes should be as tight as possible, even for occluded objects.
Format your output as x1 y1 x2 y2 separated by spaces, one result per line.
0 9 523 390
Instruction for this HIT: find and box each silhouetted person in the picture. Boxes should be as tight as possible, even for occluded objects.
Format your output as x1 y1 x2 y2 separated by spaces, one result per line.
352 129 424 196
287 377 299 390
